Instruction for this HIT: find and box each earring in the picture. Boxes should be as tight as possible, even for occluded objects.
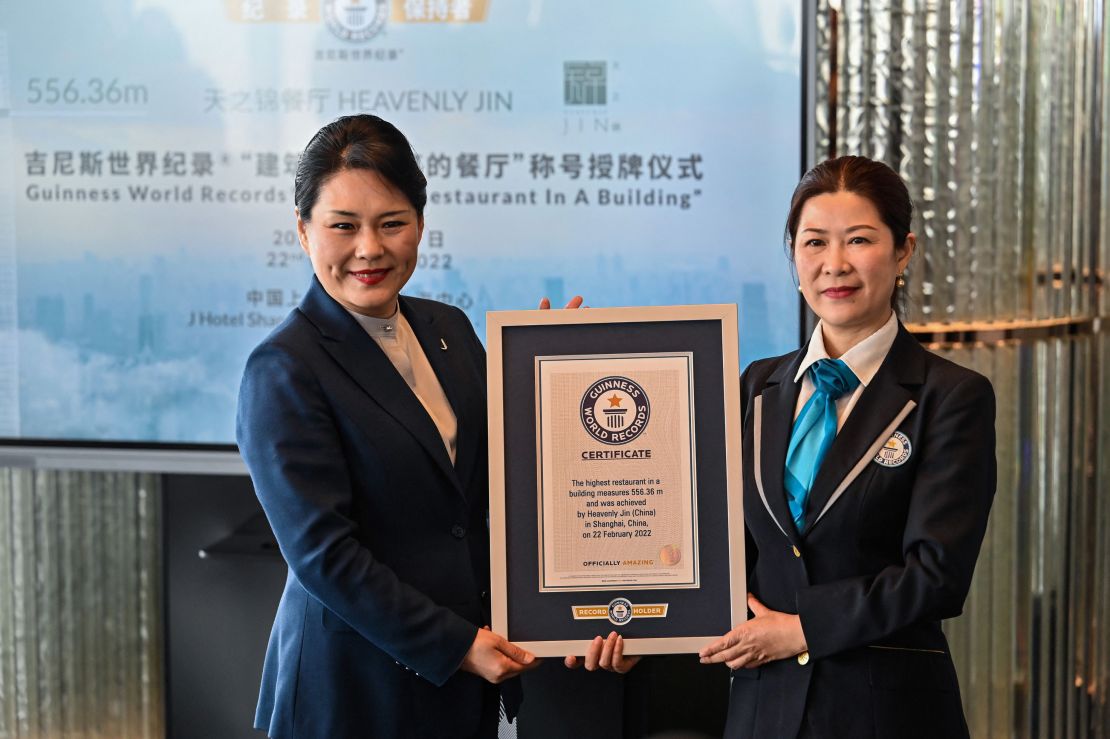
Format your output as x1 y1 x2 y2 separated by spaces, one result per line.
797 285 803 293
896 274 906 288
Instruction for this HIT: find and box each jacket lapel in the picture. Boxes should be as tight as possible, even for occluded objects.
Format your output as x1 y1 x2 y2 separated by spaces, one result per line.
756 350 807 544
801 325 925 536
298 279 463 496
401 298 483 496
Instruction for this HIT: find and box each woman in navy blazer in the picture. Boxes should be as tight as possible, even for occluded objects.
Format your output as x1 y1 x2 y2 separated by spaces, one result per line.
700 156 996 738
237 115 537 739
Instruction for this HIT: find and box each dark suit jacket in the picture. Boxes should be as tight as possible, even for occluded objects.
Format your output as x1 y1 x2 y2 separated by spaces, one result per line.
237 278 496 739
725 325 996 739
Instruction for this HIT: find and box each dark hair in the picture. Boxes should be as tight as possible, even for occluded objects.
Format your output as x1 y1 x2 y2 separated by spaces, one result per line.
294 115 427 221
784 155 914 310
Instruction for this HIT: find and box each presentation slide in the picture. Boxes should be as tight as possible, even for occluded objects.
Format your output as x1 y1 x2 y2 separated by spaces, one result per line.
0 0 801 445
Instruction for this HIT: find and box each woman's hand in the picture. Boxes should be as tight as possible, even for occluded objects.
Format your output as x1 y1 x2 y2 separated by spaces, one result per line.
564 631 641 674
537 296 585 309
698 594 807 670
460 626 540 684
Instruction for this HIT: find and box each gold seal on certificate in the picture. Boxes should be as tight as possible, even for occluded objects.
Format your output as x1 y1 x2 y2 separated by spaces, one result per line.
536 353 698 592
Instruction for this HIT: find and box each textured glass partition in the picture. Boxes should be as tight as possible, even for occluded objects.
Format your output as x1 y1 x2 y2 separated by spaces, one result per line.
817 0 1109 737
817 0 1107 326
0 469 163 738
909 332 1108 739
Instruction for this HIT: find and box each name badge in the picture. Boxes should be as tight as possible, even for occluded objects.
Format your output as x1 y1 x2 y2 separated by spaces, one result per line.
874 431 911 467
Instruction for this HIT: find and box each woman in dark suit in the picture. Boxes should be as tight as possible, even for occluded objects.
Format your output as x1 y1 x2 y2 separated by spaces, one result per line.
699 156 996 738
236 115 539 739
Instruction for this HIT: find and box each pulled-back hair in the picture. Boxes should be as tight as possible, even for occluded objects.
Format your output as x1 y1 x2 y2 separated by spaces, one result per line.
294 114 427 221
785 156 914 311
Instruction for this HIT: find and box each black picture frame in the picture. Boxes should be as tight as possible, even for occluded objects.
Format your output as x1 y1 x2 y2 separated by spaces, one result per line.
487 305 745 656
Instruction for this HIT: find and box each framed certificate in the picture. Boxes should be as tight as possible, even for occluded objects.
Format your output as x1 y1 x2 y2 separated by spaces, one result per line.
487 305 745 657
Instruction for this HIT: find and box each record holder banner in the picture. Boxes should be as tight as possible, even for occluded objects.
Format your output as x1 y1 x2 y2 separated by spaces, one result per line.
487 305 745 656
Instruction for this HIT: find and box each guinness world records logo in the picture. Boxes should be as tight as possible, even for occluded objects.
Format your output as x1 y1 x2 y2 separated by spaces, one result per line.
607 598 633 625
324 0 388 42
580 376 650 445
874 430 912 467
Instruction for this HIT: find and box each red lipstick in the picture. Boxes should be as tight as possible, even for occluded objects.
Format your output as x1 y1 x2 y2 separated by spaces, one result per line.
822 286 859 299
350 268 390 286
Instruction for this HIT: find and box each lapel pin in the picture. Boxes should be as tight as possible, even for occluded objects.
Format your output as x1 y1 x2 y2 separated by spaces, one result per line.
440 338 448 351
874 431 911 467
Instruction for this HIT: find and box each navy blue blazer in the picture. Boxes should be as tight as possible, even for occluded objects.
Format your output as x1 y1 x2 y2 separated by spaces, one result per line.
237 278 496 738
726 325 996 739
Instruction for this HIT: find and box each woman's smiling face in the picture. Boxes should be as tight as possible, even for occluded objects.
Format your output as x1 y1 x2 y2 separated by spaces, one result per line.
794 190 914 354
297 168 423 318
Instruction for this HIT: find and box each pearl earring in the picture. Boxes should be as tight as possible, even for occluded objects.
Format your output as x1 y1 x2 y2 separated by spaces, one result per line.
896 274 906 288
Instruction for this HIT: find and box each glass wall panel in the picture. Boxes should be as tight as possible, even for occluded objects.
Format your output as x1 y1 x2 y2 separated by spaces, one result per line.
0 469 163 738
818 1 1109 736
819 0 1107 326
